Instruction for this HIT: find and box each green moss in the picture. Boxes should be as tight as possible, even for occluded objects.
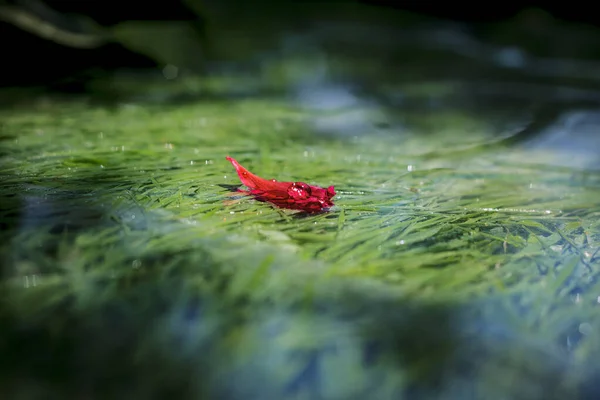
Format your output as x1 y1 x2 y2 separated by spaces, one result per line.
0 75 598 398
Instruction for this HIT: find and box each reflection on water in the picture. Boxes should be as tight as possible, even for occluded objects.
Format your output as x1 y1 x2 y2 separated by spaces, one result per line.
522 110 600 169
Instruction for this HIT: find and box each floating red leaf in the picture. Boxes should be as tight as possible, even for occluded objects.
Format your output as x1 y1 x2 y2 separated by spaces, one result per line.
226 156 335 213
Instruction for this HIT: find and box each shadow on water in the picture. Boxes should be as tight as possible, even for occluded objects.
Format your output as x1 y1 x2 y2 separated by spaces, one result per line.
0 161 211 397
0 269 586 399
217 184 242 192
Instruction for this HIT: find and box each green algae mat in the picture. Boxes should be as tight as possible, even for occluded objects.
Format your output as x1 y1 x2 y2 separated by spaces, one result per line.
1 76 600 399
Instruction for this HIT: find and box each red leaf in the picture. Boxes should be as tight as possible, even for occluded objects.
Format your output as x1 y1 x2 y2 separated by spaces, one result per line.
226 156 336 213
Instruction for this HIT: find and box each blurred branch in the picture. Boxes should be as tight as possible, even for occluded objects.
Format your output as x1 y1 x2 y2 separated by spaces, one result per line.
0 1 107 48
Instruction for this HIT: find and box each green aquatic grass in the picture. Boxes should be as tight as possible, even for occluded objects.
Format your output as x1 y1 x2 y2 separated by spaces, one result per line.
1 82 599 398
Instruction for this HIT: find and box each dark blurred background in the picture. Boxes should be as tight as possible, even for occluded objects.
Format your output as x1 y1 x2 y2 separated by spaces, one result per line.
2 0 600 89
